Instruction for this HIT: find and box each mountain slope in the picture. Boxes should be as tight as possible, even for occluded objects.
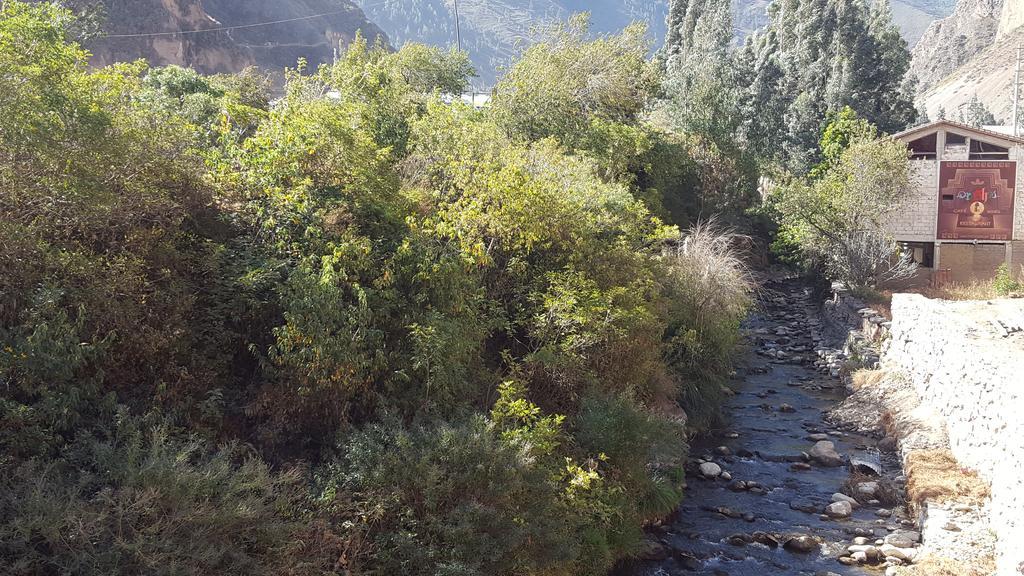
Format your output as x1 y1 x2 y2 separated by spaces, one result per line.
359 0 948 85
913 0 1022 122
84 0 386 74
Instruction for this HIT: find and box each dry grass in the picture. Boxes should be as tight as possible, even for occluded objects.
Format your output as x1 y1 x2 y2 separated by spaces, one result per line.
911 281 998 301
850 368 887 391
896 554 995 576
905 449 990 510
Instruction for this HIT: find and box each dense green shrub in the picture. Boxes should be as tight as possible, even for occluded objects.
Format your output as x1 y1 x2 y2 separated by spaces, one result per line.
1 3 757 574
1 417 341 576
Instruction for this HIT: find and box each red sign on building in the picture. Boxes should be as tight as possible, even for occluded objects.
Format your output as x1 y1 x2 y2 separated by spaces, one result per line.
937 161 1016 241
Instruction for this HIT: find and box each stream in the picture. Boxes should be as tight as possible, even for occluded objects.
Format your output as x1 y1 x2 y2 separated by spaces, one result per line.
616 281 913 576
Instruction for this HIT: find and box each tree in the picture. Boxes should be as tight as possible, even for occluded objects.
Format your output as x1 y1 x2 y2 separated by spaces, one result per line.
737 0 917 171
658 0 742 144
960 94 997 127
490 14 658 148
774 111 915 288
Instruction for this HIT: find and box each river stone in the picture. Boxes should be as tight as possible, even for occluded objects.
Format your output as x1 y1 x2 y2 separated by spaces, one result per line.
808 433 830 441
783 534 818 554
727 533 750 546
715 506 742 519
855 481 879 499
875 508 892 517
879 544 917 562
849 545 881 562
634 536 669 561
852 536 870 545
752 531 779 547
884 531 920 548
778 403 796 413
826 501 853 518
699 462 722 478
790 500 821 514
720 471 732 481
851 551 868 563
728 480 748 492
715 446 731 456
837 556 857 565
832 493 859 507
809 441 843 467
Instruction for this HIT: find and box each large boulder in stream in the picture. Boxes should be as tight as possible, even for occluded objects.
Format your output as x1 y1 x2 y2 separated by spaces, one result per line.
699 462 722 478
825 500 853 518
783 534 819 553
809 440 843 467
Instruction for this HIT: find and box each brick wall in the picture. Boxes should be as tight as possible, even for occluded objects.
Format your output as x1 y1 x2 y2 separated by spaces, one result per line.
887 159 938 242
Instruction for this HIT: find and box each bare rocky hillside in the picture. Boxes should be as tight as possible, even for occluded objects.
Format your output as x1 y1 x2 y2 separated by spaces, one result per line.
913 0 1024 123
82 0 386 74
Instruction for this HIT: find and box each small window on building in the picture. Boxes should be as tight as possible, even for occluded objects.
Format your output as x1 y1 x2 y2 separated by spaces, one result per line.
907 133 937 159
900 242 934 268
969 139 1009 160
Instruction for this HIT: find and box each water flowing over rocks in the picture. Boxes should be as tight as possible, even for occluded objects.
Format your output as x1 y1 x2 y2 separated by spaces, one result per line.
614 281 917 576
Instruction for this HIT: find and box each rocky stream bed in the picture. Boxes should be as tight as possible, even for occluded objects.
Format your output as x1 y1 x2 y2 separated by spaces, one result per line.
615 281 922 576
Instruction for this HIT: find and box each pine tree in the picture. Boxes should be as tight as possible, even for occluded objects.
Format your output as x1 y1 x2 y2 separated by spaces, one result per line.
960 94 997 127
737 0 916 171
660 0 741 143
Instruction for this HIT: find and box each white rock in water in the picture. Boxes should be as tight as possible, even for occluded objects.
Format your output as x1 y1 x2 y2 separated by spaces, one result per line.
826 500 853 518
699 462 722 478
810 440 843 467
832 493 859 507
856 481 879 498
852 536 870 545
720 471 732 481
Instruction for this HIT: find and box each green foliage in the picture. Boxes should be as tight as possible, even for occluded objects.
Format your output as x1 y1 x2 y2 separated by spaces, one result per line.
490 14 659 149
772 110 914 288
0 3 759 575
1 420 328 576
959 94 998 128
728 0 917 171
992 264 1022 296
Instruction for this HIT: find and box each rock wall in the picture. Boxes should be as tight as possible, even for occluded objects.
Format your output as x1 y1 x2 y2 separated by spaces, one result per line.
884 294 1024 576
909 0 1004 93
997 0 1024 39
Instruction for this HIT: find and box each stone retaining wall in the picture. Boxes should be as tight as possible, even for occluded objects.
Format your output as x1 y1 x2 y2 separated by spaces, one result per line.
884 294 1024 576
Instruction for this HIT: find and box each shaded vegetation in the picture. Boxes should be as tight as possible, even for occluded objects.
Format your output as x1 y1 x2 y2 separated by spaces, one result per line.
0 3 756 574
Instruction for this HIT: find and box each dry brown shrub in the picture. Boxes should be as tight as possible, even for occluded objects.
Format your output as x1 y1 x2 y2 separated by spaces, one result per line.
905 449 990 510
897 554 995 576
851 368 887 391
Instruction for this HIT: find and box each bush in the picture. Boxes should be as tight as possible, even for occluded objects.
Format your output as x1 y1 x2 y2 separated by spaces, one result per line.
1 4 761 575
663 221 754 430
992 263 1022 296
0 421 332 576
